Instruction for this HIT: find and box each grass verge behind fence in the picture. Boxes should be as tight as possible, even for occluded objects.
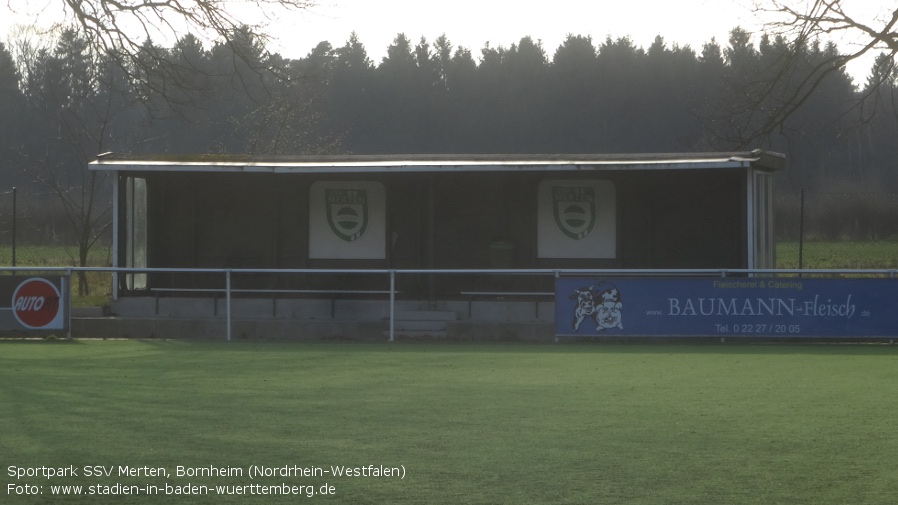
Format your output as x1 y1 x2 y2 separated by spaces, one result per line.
0 246 112 306
776 241 898 269
0 242 896 309
2 341 897 504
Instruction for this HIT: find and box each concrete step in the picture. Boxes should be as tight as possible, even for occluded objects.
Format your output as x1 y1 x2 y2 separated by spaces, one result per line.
386 310 458 338
385 330 449 339
71 307 107 318
394 310 458 321
392 320 450 332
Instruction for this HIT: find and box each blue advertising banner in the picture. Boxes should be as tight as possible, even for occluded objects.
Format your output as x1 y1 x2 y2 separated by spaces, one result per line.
555 277 898 338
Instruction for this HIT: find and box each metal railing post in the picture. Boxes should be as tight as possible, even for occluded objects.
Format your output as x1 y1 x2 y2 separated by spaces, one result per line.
225 269 232 342
11 187 16 267
65 269 72 339
389 270 396 342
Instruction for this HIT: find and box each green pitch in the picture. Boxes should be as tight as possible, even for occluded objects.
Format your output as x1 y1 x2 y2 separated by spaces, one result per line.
2 341 897 504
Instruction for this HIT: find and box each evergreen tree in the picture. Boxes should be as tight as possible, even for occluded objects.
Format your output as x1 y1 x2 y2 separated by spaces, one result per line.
0 42 27 185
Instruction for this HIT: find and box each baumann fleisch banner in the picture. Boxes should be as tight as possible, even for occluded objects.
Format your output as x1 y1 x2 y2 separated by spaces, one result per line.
0 276 68 331
556 277 898 338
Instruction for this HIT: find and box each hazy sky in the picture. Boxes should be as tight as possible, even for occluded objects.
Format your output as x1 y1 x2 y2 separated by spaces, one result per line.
238 0 767 63
0 0 886 83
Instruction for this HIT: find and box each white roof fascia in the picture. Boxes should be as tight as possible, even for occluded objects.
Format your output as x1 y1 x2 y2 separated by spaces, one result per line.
88 157 753 174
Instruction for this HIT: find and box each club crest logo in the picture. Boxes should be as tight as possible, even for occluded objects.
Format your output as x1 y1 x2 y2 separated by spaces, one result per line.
552 186 597 240
326 188 368 242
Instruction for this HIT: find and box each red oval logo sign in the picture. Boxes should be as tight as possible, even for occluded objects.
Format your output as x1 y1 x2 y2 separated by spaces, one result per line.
12 278 62 329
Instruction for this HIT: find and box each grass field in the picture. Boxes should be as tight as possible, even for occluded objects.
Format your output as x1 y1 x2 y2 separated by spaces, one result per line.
776 241 898 270
0 246 111 268
0 245 112 306
2 341 897 504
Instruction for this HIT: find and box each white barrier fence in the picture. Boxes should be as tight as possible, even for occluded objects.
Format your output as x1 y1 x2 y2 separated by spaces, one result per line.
1 267 896 341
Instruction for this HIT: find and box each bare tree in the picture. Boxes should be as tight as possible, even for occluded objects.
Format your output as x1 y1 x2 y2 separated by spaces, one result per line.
762 2 897 61
18 29 125 295
742 1 898 144
6 0 317 105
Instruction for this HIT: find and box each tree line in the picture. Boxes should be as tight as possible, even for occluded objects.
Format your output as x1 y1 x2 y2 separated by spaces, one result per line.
1 25 897 248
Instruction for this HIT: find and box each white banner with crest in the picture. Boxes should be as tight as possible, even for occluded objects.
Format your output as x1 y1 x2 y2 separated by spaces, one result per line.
309 181 386 259
538 179 616 258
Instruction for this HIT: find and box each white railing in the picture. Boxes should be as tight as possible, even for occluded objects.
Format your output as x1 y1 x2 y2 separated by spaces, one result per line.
2 267 897 341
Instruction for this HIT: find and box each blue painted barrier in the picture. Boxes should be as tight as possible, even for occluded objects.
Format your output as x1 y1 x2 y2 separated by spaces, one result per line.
556 277 898 338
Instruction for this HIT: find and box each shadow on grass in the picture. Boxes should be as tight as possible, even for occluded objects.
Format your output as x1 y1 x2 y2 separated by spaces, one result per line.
123 337 898 356
0 336 83 344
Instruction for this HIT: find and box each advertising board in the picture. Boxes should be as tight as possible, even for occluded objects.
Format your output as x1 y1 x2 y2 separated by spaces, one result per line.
556 277 898 338
0 276 68 331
